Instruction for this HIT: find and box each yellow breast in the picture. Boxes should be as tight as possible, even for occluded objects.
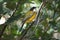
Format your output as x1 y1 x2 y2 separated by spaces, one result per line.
25 11 36 23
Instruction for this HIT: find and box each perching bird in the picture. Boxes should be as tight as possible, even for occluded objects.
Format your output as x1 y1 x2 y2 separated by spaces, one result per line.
17 7 37 33
23 7 37 24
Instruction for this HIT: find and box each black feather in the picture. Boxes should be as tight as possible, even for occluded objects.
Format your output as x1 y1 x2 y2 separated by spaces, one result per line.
30 7 36 11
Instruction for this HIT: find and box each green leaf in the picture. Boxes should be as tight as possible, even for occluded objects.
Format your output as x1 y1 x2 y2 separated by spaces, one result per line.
0 0 3 2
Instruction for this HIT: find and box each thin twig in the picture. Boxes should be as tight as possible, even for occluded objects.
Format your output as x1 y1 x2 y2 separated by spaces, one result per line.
19 22 35 40
0 24 7 39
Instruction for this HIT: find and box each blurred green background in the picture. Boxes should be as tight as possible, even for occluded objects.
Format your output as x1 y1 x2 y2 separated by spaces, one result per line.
0 0 60 40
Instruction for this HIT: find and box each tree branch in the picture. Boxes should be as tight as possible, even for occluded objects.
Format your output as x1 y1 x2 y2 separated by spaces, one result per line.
0 1 20 39
0 24 7 38
19 22 35 40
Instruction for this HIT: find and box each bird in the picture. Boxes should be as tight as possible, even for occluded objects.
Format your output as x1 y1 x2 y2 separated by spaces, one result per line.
23 7 37 24
17 7 37 34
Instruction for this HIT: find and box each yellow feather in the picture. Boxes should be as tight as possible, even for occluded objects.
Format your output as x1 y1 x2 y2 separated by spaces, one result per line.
25 11 36 23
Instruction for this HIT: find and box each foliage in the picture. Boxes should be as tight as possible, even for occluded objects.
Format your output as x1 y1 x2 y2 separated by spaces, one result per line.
0 0 60 40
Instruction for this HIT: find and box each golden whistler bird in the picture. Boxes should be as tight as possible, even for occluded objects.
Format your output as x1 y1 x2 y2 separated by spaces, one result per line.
22 7 37 30
23 7 37 24
17 7 37 33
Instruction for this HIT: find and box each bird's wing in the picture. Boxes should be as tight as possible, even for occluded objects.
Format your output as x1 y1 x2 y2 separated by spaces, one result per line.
22 11 34 22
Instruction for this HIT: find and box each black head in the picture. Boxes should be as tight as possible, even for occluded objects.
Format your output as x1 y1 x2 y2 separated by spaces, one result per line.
30 7 36 11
